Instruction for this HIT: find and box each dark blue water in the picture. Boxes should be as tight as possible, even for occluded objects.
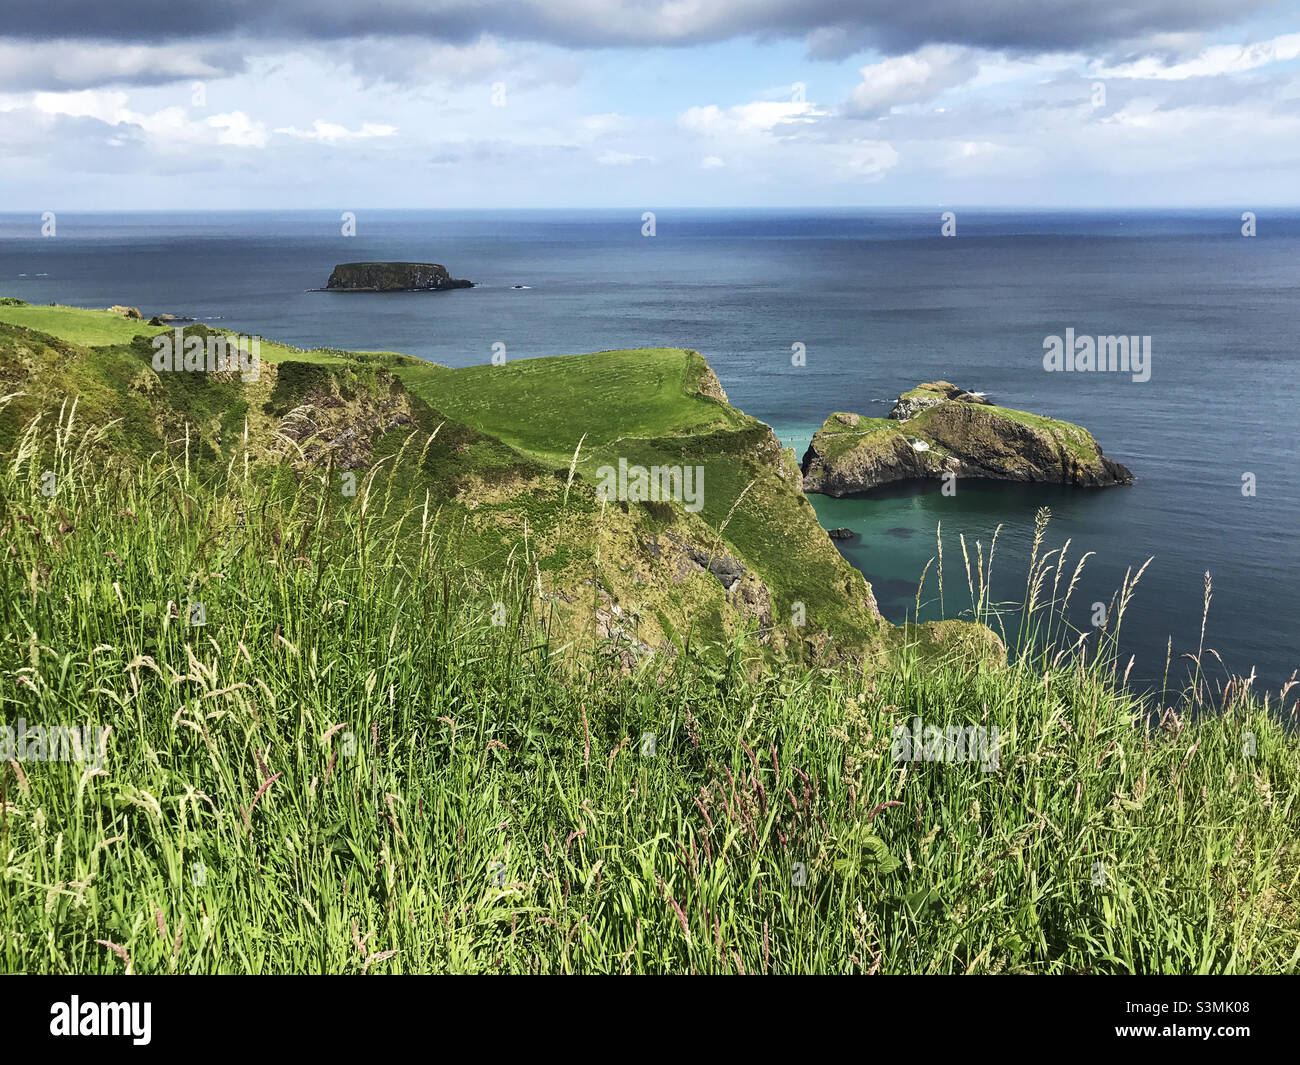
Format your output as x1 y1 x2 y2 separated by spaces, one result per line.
2 208 1297 693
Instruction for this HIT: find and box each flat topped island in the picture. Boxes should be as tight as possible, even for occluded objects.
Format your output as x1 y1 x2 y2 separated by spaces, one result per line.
324 262 474 292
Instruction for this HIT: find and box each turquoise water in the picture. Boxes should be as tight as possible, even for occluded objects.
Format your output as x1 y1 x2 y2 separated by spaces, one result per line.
808 478 1133 631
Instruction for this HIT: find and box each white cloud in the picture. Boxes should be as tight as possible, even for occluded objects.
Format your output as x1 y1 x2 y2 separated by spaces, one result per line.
29 89 229 146
0 40 233 91
1095 32 1300 80
844 45 979 117
575 112 629 141
274 119 398 143
825 140 900 180
679 99 824 136
32 89 131 123
207 111 270 147
940 138 1036 176
5 14 1300 209
596 149 652 165
341 36 508 85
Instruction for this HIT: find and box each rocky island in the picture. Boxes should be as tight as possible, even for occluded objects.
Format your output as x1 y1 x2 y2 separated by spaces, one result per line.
802 380 1133 496
324 261 474 292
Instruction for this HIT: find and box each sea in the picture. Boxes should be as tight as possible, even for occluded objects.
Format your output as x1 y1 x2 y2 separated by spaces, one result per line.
1 208 1296 695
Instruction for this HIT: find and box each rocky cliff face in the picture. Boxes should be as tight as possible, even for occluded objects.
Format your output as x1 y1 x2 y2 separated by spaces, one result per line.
802 384 1133 496
325 262 473 292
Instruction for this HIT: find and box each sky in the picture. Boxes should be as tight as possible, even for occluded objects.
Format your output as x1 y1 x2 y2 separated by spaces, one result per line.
1 0 1298 209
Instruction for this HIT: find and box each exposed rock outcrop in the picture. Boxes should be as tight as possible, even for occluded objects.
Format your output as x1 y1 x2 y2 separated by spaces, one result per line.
324 262 474 292
889 380 989 422
802 384 1133 496
271 366 414 470
693 363 729 404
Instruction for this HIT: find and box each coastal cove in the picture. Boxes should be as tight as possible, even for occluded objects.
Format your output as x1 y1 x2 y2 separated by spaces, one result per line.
1 207 1296 691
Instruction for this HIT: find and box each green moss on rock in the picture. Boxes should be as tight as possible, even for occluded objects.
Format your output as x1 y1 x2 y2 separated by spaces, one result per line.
803 383 1132 496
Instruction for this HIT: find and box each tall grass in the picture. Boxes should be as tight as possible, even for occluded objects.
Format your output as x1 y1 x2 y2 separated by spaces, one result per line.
1 408 1297 974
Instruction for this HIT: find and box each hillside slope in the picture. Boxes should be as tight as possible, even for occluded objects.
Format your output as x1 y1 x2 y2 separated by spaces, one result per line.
0 301 999 670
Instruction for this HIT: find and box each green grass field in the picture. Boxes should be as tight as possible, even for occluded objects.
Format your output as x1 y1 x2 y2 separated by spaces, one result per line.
400 348 745 466
1 302 1297 973
0 301 360 366
0 303 894 665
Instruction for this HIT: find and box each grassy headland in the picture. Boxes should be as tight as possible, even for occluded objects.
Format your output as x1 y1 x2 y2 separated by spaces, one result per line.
0 301 1296 973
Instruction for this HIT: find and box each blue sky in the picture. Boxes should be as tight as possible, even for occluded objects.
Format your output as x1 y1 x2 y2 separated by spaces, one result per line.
1 1 1298 208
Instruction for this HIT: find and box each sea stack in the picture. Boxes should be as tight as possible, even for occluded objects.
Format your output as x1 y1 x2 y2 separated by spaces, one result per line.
801 383 1133 496
325 262 474 292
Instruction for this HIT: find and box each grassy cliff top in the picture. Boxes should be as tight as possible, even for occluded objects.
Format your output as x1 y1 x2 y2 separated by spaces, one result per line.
0 301 370 363
407 348 746 468
816 412 896 434
0 299 943 668
814 398 1104 465
897 380 960 400
939 403 1100 463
